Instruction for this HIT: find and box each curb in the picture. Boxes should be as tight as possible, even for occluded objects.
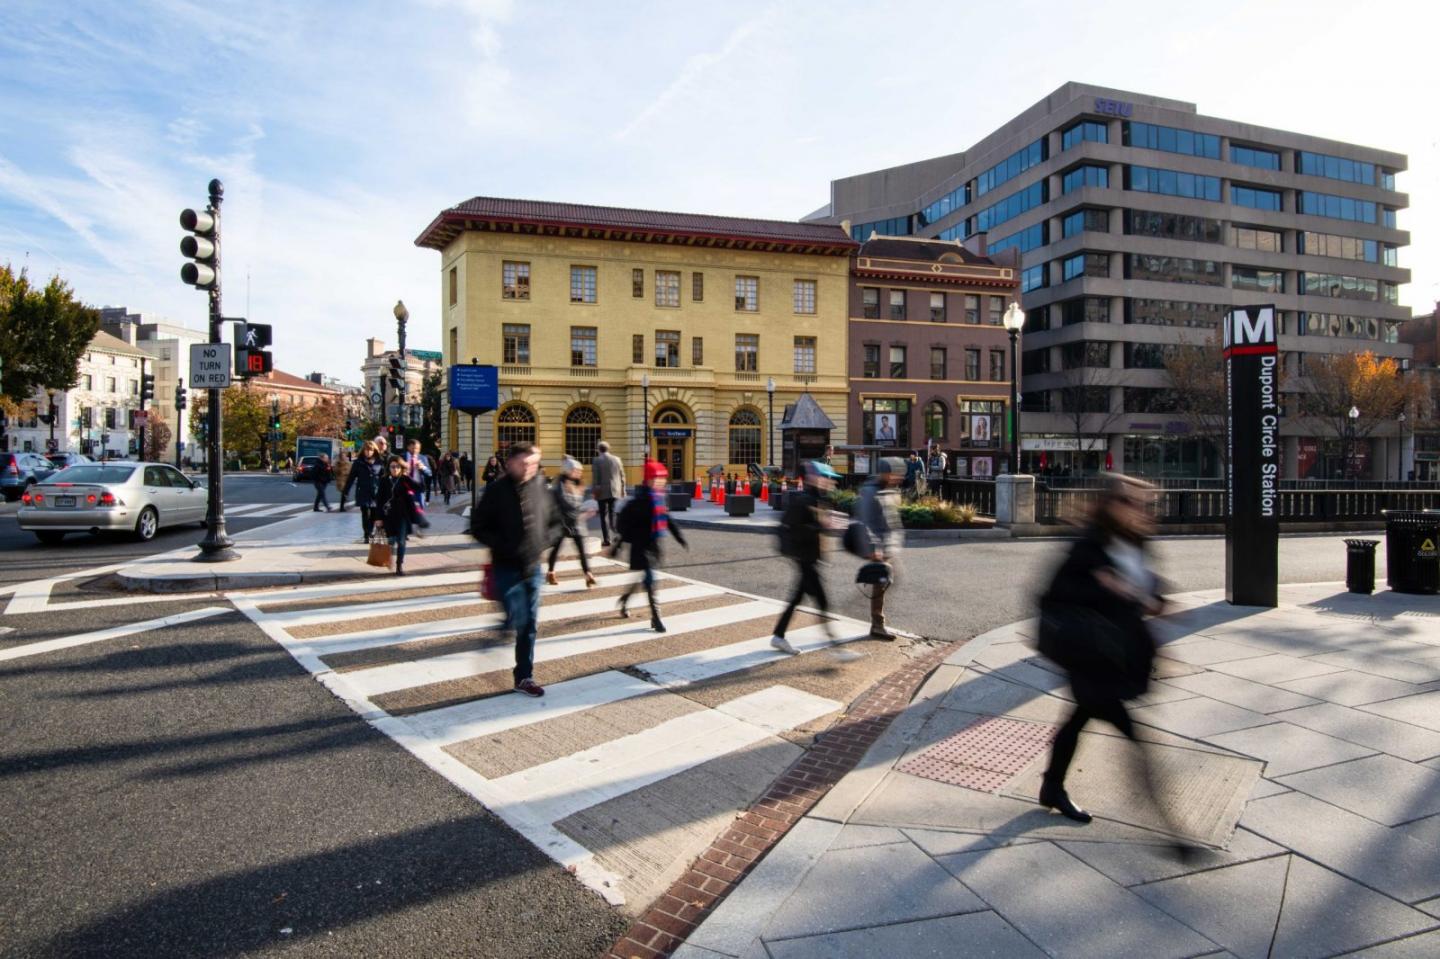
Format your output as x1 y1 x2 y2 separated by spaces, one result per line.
604 639 960 959
115 564 485 593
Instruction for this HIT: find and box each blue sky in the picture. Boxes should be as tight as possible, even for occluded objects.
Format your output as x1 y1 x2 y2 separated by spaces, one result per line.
1 0 1434 381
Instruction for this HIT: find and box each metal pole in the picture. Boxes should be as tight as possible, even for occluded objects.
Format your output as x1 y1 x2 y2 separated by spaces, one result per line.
643 382 650 448
768 391 774 467
197 178 237 561
48 392 56 451
470 412 478 517
138 356 147 459
1009 329 1020 472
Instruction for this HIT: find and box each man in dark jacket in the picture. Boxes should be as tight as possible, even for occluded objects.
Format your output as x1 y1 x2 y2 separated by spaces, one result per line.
472 442 555 697
311 455 334 511
770 461 839 654
616 459 686 632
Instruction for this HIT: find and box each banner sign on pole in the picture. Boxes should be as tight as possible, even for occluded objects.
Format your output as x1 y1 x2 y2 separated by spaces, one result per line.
1224 304 1279 608
449 364 498 414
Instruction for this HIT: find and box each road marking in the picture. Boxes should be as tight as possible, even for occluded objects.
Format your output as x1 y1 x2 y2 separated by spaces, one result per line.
0 606 230 663
247 503 313 517
637 622 863 687
220 503 271 515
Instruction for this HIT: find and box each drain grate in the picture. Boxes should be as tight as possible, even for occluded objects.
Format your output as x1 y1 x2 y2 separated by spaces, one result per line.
898 715 1058 792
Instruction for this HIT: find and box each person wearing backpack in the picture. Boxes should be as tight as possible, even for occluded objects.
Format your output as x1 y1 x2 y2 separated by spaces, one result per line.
770 461 839 654
615 459 687 632
858 457 904 639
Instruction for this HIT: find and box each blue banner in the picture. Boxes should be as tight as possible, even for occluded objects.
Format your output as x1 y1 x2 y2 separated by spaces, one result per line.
449 364 499 414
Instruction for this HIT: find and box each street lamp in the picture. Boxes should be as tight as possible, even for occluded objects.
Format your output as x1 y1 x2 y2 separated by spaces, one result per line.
766 376 776 469
1002 302 1026 474
393 300 409 442
1398 410 1408 484
641 372 651 454
1347 405 1360 481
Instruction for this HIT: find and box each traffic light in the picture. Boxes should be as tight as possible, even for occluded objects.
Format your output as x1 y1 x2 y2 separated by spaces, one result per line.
175 382 187 411
140 373 155 402
387 356 405 393
180 207 218 289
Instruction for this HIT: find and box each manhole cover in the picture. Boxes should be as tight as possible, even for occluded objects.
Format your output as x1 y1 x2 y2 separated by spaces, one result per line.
898 715 1057 792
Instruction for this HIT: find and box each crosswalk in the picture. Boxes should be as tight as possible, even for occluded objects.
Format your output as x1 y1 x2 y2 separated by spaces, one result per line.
228 554 874 906
222 502 314 518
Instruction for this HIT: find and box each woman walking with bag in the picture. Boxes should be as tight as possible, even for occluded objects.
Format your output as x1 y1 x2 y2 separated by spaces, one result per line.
343 441 385 543
374 456 422 576
616 459 686 632
546 457 597 588
1035 475 1166 826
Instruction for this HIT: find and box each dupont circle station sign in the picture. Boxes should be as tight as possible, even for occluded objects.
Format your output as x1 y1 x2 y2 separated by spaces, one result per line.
1224 304 1279 608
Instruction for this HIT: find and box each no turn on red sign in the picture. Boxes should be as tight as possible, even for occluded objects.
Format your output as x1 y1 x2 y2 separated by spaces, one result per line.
189 343 232 389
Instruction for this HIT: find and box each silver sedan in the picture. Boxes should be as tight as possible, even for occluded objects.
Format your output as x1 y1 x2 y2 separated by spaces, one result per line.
18 462 209 544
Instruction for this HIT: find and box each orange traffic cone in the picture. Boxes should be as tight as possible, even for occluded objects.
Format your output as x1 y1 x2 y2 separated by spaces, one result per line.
718 483 726 505
760 482 769 502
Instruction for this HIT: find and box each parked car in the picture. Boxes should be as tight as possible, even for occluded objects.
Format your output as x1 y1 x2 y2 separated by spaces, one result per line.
292 456 322 483
17 461 208 543
46 452 93 470
1 452 57 502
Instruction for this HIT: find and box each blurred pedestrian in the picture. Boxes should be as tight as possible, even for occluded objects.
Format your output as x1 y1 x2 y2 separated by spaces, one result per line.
334 450 352 511
927 445 948 484
903 450 923 496
482 454 502 486
344 440 385 542
859 457 903 639
375 455 422 576
591 440 626 547
547 456 597 587
472 443 555 697
458 451 472 491
437 451 458 505
771 461 839 654
311 454 334 511
616 459 687 633
1035 475 1164 826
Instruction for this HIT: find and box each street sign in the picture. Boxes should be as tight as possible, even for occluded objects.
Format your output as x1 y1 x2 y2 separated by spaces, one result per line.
133 410 149 428
1224 304 1279 608
189 343 232 389
449 363 498 414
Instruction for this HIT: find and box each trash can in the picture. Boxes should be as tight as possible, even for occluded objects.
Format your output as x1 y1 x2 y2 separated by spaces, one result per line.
1384 510 1440 595
1344 539 1378 594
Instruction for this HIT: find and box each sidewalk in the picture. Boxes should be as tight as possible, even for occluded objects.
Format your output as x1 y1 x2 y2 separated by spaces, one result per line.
677 495 1009 540
674 583 1440 959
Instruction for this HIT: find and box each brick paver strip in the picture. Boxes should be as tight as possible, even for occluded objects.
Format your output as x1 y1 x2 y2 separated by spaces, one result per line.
604 639 959 959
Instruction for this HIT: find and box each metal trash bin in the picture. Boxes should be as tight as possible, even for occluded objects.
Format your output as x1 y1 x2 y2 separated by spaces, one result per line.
1344 539 1379 594
1384 510 1440 595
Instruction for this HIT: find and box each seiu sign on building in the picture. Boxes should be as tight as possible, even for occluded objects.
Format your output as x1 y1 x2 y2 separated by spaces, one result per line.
1093 97 1133 117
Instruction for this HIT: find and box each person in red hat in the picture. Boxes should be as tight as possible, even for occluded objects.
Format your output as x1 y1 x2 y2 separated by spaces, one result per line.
615 458 688 632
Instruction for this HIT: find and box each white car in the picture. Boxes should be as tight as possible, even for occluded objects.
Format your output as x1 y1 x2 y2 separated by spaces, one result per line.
18 461 209 543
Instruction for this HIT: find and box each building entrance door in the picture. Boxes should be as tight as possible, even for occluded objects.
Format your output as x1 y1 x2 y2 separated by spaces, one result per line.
655 436 686 480
651 405 692 482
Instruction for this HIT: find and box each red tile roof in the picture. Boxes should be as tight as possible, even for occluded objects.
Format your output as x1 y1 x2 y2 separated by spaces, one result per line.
256 369 341 393
415 196 858 255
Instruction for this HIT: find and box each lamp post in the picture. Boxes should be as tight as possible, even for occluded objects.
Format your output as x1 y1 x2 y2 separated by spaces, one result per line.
393 300 409 443
641 372 651 457
268 393 279 473
1347 404 1360 481
1398 410 1407 484
766 376 776 469
1002 302 1026 474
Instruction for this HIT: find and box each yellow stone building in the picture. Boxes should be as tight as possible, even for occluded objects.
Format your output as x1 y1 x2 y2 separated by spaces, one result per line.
415 197 856 483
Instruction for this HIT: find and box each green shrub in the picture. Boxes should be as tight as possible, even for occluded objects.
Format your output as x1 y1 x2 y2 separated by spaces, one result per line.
826 488 858 515
899 505 934 527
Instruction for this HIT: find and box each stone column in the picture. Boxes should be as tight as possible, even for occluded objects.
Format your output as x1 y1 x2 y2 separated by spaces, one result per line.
996 474 1035 526
1283 435 1300 480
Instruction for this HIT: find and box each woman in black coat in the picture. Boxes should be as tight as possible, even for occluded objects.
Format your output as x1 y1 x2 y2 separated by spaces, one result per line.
343 441 385 542
1036 474 1163 824
615 462 687 632
374 456 422 576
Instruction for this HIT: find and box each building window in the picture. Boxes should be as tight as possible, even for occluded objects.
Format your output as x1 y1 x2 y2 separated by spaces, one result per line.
975 138 1047 197
1063 253 1110 281
632 334 644 364
793 279 817 314
1298 151 1375 185
959 399 1004 448
449 266 458 306
1233 226 1283 253
887 290 906 320
104 408 117 428
735 275 759 312
1299 191 1377 224
1021 265 1047 293
1063 208 1109 239
632 268 644 298
862 287 880 319
502 324 530 364
862 344 880 379
1298 231 1377 263
924 401 947 442
1126 298 1227 329
570 326 597 367
965 349 980 380
1061 298 1111 325
1061 342 1111 370
1062 121 1108 151
1123 121 1220 159
793 336 816 374
989 222 1047 256
973 180 1047 234
655 270 680 308
564 405 602 464
889 345 907 379
990 350 1006 382
728 408 763 465
502 261 530 300
987 296 1005 325
655 330 681 367
735 333 758 371
964 295 980 324
1300 272 1380 301
1127 210 1223 243
1126 165 1221 201
862 397 911 447
448 327 458 365
496 403 537 448
570 265 597 303
692 272 703 301
929 293 946 322
930 347 947 380
1231 144 1280 170
1231 185 1282 211
82 374 92 390
851 215 913 239
1062 164 1109 194
1125 254 1221 286
1231 267 1285 293
105 376 116 393
692 337 704 366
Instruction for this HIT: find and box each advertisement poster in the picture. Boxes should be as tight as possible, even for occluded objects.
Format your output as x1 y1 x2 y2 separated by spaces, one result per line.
973 456 994 478
970 415 991 443
954 458 968 477
874 413 898 446
853 452 871 474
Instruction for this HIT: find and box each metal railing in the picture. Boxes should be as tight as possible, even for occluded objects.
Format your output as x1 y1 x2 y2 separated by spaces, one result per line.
1034 484 1440 526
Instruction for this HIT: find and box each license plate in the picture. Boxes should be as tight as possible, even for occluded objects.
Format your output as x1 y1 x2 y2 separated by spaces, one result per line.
55 496 76 508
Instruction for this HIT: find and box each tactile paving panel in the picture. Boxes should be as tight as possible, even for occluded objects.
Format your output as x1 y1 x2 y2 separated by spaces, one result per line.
897 715 1058 792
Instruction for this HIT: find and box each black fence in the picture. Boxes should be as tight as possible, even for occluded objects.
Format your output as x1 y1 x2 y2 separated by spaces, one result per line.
1033 485 1440 526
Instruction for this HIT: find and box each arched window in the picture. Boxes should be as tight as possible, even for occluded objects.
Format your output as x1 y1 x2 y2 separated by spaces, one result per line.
563 405 602 464
496 403 536 449
924 401 947 442
728 408 763 465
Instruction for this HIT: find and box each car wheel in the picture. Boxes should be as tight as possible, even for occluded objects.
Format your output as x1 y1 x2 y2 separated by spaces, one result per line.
134 507 159 542
35 531 66 545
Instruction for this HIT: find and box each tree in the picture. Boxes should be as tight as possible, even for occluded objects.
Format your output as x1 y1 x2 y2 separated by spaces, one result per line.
0 263 101 408
1299 351 1423 479
420 370 444 453
1053 365 1125 474
1162 331 1228 475
285 398 344 447
191 385 270 465
144 415 173 462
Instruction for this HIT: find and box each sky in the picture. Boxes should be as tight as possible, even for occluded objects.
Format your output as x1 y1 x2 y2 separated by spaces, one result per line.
1 0 1435 383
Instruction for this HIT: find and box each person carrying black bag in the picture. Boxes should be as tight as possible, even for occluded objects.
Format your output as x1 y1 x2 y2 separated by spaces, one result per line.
770 461 840 654
1035 474 1167 827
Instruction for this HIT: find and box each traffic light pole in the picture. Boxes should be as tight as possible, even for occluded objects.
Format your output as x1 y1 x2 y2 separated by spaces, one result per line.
196 179 237 562
138 357 147 459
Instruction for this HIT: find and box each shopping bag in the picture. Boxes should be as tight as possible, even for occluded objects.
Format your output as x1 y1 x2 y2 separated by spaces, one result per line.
367 540 393 568
480 563 498 601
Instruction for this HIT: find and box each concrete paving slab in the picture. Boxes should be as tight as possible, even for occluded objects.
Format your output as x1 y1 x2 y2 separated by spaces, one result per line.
1269 857 1439 958
1204 722 1377 777
1360 689 1440 734
828 824 907 851
1339 929 1440 958
1058 827 1283 887
1131 854 1289 959
1159 671 1320 714
939 670 1048 716
1130 697 1274 739
982 658 1074 698
1155 638 1272 666
1415 897 1440 920
899 827 1037 858
763 910 1046 959
1276 670 1426 707
1272 702 1440 763
761 841 986 941
1276 754 1440 827
1208 653 1346 685
670 943 733 959
1309 650 1440 685
1394 811 1440 848
1248 778 1290 801
935 843 1218 959
1241 791 1440 902
1150 657 1209 679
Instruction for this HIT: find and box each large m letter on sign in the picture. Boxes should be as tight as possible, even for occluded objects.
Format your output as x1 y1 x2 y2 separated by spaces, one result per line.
1224 304 1279 607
